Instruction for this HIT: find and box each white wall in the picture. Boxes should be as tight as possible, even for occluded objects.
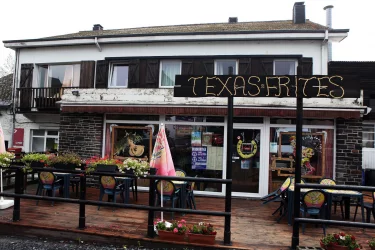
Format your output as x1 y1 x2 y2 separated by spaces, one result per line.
0 110 13 145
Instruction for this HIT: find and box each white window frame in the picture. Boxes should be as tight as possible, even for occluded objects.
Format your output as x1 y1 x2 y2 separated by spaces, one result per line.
30 130 59 152
273 59 298 75
363 122 375 148
37 64 79 88
108 63 129 88
159 60 181 88
214 59 238 75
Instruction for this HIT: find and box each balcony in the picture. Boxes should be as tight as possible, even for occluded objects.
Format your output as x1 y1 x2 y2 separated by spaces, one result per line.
16 87 62 113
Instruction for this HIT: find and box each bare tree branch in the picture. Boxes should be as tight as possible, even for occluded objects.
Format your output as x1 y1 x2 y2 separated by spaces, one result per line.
0 53 15 78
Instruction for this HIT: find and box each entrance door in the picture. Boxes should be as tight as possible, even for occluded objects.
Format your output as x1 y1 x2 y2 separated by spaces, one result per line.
231 128 264 196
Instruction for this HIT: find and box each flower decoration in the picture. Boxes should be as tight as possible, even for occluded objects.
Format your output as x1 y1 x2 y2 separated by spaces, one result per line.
21 153 50 172
85 155 123 173
0 152 15 168
188 222 217 235
47 152 82 167
367 237 375 249
320 232 361 250
119 157 150 177
155 219 187 235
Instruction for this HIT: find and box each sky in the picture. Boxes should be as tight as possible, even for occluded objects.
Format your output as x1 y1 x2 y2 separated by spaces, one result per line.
1 0 374 65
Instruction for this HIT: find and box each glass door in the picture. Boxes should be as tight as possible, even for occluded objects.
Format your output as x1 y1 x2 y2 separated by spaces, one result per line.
231 128 262 195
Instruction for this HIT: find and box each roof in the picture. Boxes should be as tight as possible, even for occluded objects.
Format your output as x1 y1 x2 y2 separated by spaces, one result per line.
4 20 345 43
0 74 13 107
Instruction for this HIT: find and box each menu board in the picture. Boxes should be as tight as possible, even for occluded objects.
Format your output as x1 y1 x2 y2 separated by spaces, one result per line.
191 131 202 146
191 147 207 170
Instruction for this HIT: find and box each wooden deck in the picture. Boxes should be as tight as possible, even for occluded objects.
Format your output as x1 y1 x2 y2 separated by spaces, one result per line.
0 185 374 249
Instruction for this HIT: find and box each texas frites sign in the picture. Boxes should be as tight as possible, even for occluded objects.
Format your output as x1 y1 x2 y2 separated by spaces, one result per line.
173 75 360 98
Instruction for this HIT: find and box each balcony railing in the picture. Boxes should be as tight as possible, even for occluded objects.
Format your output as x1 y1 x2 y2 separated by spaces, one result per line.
16 87 62 113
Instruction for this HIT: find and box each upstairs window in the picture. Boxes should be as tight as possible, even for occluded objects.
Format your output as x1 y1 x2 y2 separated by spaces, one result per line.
31 130 59 152
363 124 375 148
160 60 181 87
38 64 80 88
109 64 129 88
274 60 297 75
215 60 237 75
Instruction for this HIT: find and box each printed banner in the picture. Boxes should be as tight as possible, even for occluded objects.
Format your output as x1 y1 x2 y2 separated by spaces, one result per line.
192 146 207 170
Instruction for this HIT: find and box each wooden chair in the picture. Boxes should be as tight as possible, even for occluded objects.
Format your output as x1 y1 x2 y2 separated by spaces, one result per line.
156 180 180 219
97 176 123 211
36 172 63 206
300 190 327 235
319 178 344 219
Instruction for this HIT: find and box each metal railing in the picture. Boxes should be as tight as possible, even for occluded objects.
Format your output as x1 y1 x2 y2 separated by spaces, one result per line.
0 166 233 245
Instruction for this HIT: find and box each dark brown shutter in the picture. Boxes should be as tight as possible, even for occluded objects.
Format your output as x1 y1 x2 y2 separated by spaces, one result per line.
260 58 273 75
193 59 214 75
181 60 194 75
95 60 109 88
238 58 252 75
128 59 140 88
145 59 159 88
80 61 95 88
20 64 33 88
297 57 313 75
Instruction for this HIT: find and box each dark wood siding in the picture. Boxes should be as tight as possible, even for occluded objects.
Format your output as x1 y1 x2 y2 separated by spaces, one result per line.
20 64 33 88
128 59 140 88
181 60 194 75
181 59 214 75
238 58 252 75
251 58 273 75
145 59 159 88
80 61 95 88
297 57 313 75
95 60 109 88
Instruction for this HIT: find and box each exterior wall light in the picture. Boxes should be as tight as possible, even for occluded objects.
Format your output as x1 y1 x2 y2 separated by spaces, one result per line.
72 90 80 96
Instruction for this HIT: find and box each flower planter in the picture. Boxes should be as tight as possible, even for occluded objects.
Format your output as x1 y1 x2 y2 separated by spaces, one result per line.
371 247 375 250
320 241 349 250
158 230 185 241
188 233 216 245
30 161 46 168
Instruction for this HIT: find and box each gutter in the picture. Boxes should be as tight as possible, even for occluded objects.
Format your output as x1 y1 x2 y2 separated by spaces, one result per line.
95 37 102 52
10 49 19 147
321 30 329 74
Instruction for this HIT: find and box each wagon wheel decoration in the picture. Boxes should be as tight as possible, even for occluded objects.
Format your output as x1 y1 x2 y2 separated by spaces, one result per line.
236 132 260 159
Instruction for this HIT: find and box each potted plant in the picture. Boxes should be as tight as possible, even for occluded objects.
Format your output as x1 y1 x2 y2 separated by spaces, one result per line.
47 152 82 169
367 238 375 250
320 232 362 250
85 155 123 173
119 158 150 177
155 219 187 241
21 153 49 172
187 222 217 245
0 152 15 168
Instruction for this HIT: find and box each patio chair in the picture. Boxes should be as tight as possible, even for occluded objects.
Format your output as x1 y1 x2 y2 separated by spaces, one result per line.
36 172 63 206
175 169 186 177
353 191 375 223
186 176 197 210
261 176 292 222
156 180 180 220
300 190 327 235
97 176 124 211
319 178 344 219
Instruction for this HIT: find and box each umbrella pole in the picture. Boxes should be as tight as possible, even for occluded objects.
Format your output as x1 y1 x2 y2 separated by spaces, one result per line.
0 170 3 201
161 181 163 221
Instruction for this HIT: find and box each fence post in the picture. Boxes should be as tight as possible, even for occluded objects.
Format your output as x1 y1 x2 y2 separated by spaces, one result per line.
78 166 86 229
13 168 24 221
147 168 157 238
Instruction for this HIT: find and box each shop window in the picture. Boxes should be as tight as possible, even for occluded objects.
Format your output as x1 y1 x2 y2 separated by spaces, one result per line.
363 124 375 148
274 60 297 75
31 129 59 152
109 64 129 88
215 60 237 75
270 118 334 126
38 64 80 88
160 60 181 87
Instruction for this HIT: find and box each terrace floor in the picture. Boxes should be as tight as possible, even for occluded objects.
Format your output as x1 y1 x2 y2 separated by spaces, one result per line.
0 185 374 249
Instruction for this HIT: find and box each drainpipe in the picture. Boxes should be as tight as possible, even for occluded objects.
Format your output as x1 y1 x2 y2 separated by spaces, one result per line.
95 37 102 52
10 49 20 147
321 30 328 74
324 5 334 62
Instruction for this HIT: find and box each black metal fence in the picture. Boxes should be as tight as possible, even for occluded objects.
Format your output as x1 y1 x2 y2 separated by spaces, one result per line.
291 183 375 250
0 166 233 245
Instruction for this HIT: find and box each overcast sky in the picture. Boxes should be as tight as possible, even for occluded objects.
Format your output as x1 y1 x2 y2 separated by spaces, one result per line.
1 0 374 65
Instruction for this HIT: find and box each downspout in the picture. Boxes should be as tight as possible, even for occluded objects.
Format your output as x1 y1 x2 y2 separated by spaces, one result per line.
95 37 102 52
10 49 20 147
321 29 328 74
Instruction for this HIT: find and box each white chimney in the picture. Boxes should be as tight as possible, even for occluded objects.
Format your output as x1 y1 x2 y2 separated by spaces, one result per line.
324 5 334 61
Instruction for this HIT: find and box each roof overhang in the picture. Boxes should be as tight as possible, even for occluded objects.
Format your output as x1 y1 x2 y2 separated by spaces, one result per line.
3 30 349 49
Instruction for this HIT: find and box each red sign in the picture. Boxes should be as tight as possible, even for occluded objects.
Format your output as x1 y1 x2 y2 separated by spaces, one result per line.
13 128 24 146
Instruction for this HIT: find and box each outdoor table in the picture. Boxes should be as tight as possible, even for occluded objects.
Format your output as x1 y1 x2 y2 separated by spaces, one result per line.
116 177 132 204
287 183 365 225
172 180 188 210
54 172 71 198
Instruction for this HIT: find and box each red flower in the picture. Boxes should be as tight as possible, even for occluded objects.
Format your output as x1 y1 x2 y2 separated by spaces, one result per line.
339 232 345 236
351 236 356 240
334 234 340 239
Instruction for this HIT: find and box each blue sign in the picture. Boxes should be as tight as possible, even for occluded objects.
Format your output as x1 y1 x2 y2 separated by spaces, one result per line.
191 147 207 170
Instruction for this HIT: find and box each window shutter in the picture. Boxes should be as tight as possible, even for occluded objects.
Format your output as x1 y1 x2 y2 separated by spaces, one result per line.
95 60 109 88
193 59 214 75
260 58 273 75
238 58 252 75
297 57 313 75
128 59 140 88
20 64 34 88
80 61 95 88
181 60 194 75
145 59 159 88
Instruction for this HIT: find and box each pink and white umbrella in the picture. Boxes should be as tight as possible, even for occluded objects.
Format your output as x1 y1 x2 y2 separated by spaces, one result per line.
150 123 176 220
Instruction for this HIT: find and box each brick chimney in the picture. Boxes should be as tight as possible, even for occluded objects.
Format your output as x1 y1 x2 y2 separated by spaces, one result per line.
93 24 103 31
293 2 306 24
